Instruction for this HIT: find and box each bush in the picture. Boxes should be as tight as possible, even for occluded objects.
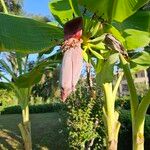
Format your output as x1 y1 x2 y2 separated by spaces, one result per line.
0 89 17 111
66 79 105 150
116 96 150 115
1 103 66 114
115 97 131 110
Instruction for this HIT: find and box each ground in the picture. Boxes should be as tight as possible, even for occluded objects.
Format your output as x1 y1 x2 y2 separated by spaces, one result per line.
0 112 68 150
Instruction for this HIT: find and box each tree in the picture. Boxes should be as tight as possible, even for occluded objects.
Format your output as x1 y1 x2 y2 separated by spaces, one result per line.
0 52 60 149
0 0 22 14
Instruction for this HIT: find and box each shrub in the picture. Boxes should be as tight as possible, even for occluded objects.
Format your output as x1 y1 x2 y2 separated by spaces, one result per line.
66 80 105 150
115 96 131 110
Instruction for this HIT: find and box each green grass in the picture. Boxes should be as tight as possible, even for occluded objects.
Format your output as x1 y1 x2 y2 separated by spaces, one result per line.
0 112 68 150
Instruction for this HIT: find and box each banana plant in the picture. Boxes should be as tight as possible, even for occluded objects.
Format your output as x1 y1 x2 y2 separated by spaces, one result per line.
0 0 149 150
119 49 150 150
0 52 60 150
49 1 149 150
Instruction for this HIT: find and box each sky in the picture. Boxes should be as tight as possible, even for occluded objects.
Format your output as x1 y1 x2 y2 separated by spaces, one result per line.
23 0 52 17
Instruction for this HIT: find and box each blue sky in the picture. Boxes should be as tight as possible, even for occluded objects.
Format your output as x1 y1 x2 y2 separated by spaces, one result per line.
23 0 52 17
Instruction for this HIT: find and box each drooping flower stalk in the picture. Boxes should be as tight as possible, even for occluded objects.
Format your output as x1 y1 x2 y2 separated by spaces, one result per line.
61 17 83 101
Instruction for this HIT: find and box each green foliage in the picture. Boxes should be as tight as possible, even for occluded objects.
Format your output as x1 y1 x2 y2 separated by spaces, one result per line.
67 99 98 149
66 80 105 149
129 48 150 73
123 29 149 50
1 103 66 114
118 110 150 150
15 60 59 88
131 50 150 66
116 95 150 112
115 97 131 110
79 0 149 22
96 53 119 85
113 11 150 50
0 13 63 53
0 0 22 14
117 11 149 32
49 0 74 26
69 0 81 17
0 89 16 111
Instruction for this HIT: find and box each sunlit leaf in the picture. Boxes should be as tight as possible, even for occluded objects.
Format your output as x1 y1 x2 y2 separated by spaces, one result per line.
0 13 63 53
131 50 150 65
82 50 88 62
69 0 81 17
130 62 150 73
103 24 126 45
15 60 59 88
117 11 150 32
96 53 119 85
79 0 149 22
123 29 150 50
113 11 150 50
89 48 104 59
49 0 74 26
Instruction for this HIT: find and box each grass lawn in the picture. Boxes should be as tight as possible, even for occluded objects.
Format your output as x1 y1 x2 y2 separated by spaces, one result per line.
0 112 68 150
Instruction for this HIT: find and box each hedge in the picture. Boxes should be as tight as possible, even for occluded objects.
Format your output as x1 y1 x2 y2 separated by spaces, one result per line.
116 98 150 115
0 103 67 115
118 109 150 150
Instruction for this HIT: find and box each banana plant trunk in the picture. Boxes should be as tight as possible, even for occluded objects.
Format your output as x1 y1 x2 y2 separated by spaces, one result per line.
103 83 120 150
133 120 144 150
18 105 32 150
119 54 150 150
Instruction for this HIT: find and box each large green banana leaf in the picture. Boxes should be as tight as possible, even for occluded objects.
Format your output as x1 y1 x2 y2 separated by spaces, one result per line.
131 50 150 66
79 0 149 22
0 13 63 53
14 58 60 88
117 11 150 32
113 11 150 50
123 29 149 50
49 0 74 26
96 53 119 86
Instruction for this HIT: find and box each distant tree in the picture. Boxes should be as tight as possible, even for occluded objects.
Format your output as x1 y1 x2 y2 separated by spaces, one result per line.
0 0 22 14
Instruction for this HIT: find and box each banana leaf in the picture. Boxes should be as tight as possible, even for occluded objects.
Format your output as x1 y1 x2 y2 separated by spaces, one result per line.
0 13 63 53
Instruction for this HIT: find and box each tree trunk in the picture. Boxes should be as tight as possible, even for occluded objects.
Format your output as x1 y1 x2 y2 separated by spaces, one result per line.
18 105 32 150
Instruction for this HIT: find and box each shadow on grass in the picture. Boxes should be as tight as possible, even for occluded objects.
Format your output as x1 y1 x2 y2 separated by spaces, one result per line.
0 129 23 150
0 112 68 150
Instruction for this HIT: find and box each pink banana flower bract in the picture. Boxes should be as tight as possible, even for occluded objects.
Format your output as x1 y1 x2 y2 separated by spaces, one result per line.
61 17 83 102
